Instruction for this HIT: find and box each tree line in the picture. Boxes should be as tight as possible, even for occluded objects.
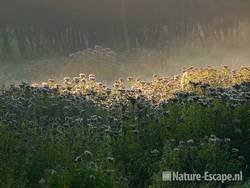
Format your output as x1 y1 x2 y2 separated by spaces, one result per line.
0 0 249 58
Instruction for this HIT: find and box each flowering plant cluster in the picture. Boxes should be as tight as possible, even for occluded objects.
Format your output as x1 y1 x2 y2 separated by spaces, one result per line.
0 66 249 187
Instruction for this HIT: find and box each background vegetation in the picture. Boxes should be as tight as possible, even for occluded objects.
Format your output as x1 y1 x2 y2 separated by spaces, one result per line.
1 0 250 58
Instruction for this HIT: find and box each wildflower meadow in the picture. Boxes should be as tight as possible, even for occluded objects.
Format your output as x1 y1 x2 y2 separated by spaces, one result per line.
0 66 249 187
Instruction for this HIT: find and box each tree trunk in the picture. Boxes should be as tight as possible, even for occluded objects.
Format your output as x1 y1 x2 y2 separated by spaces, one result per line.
120 0 130 51
1 24 11 58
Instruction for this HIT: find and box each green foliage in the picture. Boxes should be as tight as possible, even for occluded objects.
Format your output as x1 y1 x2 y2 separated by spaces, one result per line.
48 166 115 188
150 135 244 187
0 83 249 187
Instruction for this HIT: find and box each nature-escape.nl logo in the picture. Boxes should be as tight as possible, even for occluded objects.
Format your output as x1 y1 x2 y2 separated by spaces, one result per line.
162 171 243 183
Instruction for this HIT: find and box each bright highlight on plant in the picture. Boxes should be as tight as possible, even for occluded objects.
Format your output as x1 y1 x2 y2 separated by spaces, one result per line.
27 66 250 106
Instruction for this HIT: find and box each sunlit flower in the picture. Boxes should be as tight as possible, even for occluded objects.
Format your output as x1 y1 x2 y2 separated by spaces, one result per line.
64 77 71 82
41 82 49 88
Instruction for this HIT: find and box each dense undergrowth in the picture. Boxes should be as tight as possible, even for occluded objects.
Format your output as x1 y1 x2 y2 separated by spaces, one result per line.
0 67 250 188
